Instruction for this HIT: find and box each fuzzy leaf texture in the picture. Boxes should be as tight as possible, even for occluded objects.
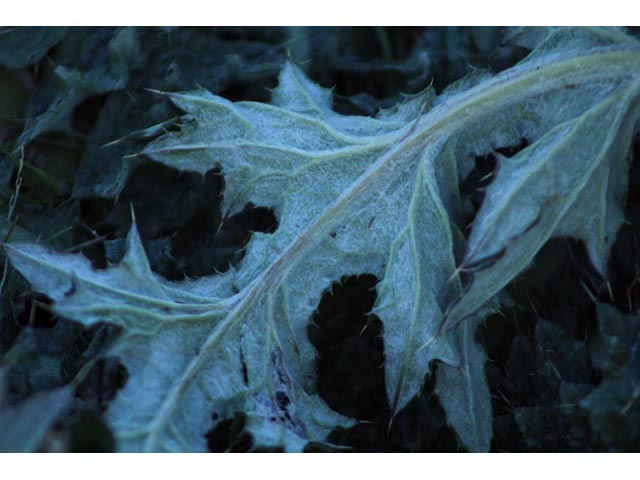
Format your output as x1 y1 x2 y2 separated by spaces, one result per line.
6 27 640 452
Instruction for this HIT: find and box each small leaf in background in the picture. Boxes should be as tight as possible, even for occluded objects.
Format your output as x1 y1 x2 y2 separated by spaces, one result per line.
580 304 640 451
0 27 68 70
0 383 72 452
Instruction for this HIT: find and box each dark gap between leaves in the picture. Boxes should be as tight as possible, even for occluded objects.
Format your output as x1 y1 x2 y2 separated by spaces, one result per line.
71 94 108 136
308 274 386 421
73 357 129 411
306 274 460 451
65 409 115 452
481 237 606 452
324 27 427 103
78 163 278 280
206 412 253 452
461 138 530 238
16 294 56 329
607 134 640 312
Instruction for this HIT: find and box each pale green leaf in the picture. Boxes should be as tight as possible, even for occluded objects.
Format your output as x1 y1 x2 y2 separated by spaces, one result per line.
0 383 72 452
6 28 640 453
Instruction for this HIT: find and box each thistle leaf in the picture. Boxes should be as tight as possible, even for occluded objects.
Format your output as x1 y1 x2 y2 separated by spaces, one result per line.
6 28 640 452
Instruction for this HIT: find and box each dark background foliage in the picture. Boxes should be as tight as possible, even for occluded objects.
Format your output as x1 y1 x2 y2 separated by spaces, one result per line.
0 26 638 452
